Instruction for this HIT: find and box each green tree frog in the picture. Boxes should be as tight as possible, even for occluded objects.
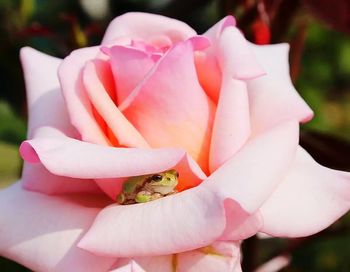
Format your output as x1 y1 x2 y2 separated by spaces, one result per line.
116 169 179 205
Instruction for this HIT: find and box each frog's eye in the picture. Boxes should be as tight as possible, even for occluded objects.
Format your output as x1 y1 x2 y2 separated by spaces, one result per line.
151 174 163 181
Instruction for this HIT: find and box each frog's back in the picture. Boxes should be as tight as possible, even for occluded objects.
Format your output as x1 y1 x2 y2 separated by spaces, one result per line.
123 175 148 194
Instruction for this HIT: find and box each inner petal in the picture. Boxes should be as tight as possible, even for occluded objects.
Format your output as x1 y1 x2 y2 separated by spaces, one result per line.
82 59 149 148
104 45 158 105
194 51 222 104
120 38 215 174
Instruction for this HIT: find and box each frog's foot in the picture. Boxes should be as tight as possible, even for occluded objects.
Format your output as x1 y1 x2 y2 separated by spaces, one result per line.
135 191 152 203
116 192 138 205
166 190 178 196
150 192 163 201
136 191 167 203
116 193 126 204
124 200 138 205
117 190 177 205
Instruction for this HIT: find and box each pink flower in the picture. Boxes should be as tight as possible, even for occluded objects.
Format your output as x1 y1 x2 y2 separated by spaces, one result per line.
0 12 349 271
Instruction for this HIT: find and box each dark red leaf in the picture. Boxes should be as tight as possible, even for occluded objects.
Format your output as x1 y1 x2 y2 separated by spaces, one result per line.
300 130 350 171
302 0 350 35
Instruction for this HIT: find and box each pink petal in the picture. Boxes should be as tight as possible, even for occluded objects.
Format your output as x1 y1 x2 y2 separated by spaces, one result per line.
94 177 127 200
247 43 314 135
120 38 216 173
20 47 77 138
82 59 149 148
20 127 206 198
58 46 110 145
104 45 157 105
197 21 263 104
21 163 101 195
79 186 227 257
194 50 222 103
204 16 236 42
0 182 115 272
259 146 350 237
176 241 241 272
196 16 236 103
78 121 298 257
119 241 241 272
102 12 196 45
131 256 173 272
218 27 265 80
209 78 250 172
208 26 264 171
220 207 262 241
20 47 99 194
110 260 145 272
206 120 299 213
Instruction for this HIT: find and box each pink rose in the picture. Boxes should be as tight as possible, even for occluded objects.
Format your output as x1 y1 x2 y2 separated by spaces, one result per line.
1 12 349 271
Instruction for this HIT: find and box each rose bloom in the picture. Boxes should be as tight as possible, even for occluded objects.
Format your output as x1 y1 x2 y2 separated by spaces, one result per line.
0 12 349 272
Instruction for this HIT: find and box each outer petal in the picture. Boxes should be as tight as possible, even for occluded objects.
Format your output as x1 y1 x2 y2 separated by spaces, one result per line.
120 37 215 173
58 46 110 145
21 163 101 195
197 16 236 102
199 18 264 104
210 27 266 163
114 242 241 272
204 16 236 42
176 241 241 272
131 256 173 272
20 127 206 198
79 185 226 257
102 12 196 45
20 47 99 194
259 146 350 237
209 78 250 173
20 47 77 138
0 182 115 272
218 27 265 80
207 25 265 172
248 43 314 135
220 210 262 241
206 120 298 213
78 121 298 257
110 260 145 272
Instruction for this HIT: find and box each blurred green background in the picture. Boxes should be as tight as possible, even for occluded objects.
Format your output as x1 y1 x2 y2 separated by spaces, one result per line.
0 0 349 271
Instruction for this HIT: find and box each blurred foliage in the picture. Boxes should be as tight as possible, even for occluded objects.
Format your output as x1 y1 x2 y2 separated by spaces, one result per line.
0 141 22 189
0 100 26 145
298 22 350 140
242 213 350 271
0 0 349 271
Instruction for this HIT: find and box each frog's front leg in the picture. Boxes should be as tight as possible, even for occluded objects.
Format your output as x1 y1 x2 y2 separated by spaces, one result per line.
135 191 152 203
135 191 164 203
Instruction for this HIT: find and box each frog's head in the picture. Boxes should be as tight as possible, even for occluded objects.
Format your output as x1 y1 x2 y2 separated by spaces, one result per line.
148 169 179 194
